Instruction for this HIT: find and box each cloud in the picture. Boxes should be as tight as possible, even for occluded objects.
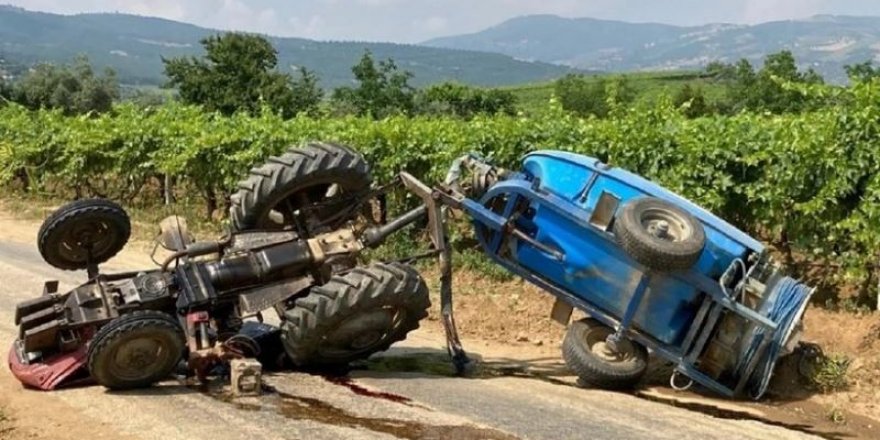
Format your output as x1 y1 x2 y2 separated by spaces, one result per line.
288 15 326 39
109 0 186 20
4 0 880 42
413 16 448 33
355 0 406 6
191 0 288 36
742 0 826 23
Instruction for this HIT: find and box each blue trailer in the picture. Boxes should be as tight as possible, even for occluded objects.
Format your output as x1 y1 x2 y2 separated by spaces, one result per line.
414 150 813 399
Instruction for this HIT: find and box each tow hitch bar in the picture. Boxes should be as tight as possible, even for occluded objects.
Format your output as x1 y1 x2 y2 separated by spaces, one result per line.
398 172 471 374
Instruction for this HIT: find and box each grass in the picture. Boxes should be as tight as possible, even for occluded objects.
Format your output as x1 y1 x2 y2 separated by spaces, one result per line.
503 70 729 115
827 406 847 424
454 248 514 281
809 353 851 393
823 296 875 315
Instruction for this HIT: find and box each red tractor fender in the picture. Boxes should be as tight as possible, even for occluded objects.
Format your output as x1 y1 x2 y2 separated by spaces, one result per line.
8 344 91 390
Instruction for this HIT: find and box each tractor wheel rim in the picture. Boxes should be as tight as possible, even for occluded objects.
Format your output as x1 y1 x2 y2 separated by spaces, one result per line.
584 326 637 365
318 307 405 358
59 220 116 262
641 208 690 242
109 336 172 381
261 182 351 233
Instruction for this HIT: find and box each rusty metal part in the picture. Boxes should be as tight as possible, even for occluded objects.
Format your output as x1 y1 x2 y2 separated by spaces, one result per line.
307 228 364 264
444 153 506 198
186 331 268 386
185 311 211 352
188 344 244 384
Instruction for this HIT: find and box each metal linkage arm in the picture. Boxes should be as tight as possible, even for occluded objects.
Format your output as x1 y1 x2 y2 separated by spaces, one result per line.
399 172 471 374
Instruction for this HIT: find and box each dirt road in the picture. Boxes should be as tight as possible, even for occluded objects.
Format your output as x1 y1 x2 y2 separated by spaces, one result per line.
0 215 834 440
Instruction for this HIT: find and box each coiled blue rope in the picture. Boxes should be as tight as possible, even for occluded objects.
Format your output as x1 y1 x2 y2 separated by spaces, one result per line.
739 276 813 399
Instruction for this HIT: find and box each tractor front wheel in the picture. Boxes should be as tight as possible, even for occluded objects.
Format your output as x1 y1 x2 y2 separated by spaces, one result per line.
87 311 185 390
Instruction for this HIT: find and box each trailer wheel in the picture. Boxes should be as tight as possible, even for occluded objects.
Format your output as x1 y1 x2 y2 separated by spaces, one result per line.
38 198 131 271
230 142 372 233
281 263 430 366
562 318 648 390
87 311 185 390
613 197 705 272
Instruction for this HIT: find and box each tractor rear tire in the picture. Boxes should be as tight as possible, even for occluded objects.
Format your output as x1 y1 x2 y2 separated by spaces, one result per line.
87 311 185 390
613 197 705 272
281 263 430 367
562 318 648 391
229 142 371 233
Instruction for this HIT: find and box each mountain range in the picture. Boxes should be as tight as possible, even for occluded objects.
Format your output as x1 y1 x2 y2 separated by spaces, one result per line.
425 14 880 83
2 5 879 88
0 5 577 88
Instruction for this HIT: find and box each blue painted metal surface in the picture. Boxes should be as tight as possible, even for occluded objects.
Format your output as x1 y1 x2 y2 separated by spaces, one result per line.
460 150 813 398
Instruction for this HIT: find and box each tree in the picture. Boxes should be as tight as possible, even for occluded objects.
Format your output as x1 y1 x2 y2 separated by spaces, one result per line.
719 51 824 114
418 82 517 118
705 61 736 81
163 33 322 118
287 67 323 115
554 74 635 118
12 56 118 114
0 78 11 103
331 51 416 117
673 84 710 118
123 87 171 108
845 61 880 83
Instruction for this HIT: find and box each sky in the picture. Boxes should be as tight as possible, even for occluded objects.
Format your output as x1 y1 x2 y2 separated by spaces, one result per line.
5 0 880 43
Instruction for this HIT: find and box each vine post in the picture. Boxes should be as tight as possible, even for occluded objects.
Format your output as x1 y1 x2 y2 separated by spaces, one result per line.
164 174 174 206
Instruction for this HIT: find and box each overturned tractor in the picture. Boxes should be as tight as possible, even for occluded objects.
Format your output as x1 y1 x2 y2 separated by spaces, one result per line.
11 143 430 390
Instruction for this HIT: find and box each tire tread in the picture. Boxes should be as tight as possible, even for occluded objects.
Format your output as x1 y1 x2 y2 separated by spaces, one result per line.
562 319 648 390
229 142 371 231
281 263 430 366
86 310 184 390
37 198 131 271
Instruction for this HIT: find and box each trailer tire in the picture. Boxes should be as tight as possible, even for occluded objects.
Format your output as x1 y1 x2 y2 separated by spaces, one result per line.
613 197 705 272
38 198 131 271
281 263 430 367
230 142 371 233
562 318 648 390
87 311 185 390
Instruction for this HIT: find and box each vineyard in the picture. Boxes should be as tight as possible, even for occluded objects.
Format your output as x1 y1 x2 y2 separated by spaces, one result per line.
1 80 879 303
505 70 728 114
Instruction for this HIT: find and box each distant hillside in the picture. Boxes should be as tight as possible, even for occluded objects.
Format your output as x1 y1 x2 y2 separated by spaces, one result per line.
0 5 578 88
425 14 880 82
